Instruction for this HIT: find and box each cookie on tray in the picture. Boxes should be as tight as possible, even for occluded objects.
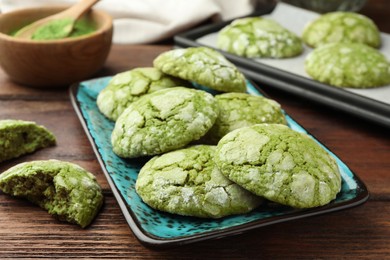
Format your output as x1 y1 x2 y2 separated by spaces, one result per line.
302 12 381 48
215 124 342 209
97 67 191 121
111 87 219 158
135 145 263 218
305 42 390 88
0 160 103 228
217 17 303 58
0 119 56 163
203 92 287 144
153 47 247 93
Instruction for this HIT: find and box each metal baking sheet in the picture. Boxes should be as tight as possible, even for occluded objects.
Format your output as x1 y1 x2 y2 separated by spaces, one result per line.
174 3 390 128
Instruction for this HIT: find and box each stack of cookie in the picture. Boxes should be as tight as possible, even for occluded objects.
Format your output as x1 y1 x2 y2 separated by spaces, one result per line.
96 46 342 219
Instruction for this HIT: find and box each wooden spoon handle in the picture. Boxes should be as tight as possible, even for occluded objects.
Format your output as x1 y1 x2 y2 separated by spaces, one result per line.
53 0 100 20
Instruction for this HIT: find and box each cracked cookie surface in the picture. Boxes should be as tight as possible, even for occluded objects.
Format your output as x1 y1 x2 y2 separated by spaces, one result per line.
302 12 381 48
135 145 263 218
215 124 342 209
0 120 56 163
153 47 247 93
305 42 390 88
96 67 190 121
217 17 303 58
111 87 219 158
204 93 287 144
0 160 103 228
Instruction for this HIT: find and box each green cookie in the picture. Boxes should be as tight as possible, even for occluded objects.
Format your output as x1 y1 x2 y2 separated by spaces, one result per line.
0 160 104 228
0 120 56 163
136 145 263 218
153 47 247 93
217 17 303 58
302 12 381 48
215 124 342 209
204 93 287 144
97 67 191 121
111 87 219 158
305 42 390 88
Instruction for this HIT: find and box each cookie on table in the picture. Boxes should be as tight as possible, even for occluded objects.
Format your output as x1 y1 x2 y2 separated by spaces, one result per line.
302 12 381 48
215 124 342 209
305 42 390 88
136 145 263 218
0 120 56 163
96 67 191 121
111 87 219 158
203 93 287 144
0 160 103 228
217 17 303 58
153 47 247 93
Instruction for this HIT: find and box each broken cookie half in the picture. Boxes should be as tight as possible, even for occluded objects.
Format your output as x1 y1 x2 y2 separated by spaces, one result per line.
0 160 104 228
0 119 56 163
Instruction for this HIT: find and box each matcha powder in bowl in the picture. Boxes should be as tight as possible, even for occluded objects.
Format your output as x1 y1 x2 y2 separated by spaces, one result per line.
30 17 96 40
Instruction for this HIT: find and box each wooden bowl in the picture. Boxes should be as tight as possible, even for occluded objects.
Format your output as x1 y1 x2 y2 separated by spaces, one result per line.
0 6 113 88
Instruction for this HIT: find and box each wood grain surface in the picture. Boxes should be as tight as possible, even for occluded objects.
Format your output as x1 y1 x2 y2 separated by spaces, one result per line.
0 1 389 258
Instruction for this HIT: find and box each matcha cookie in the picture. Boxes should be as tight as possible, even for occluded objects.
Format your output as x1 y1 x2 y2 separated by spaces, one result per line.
0 160 103 228
302 12 381 48
112 87 219 158
305 42 390 88
0 120 56 163
204 93 287 144
136 145 263 218
217 17 303 58
153 47 247 93
97 67 191 121
215 124 342 209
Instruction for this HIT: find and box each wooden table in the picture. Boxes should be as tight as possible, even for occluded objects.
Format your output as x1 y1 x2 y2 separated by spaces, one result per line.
0 1 389 258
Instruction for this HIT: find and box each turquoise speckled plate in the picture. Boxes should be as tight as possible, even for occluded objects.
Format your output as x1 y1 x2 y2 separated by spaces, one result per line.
69 76 369 248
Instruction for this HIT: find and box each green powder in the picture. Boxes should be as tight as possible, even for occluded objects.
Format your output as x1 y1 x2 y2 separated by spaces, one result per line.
68 17 97 37
15 16 96 40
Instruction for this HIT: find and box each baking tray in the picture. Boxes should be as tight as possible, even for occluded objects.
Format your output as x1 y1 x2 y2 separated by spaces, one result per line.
70 76 369 248
174 3 390 128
